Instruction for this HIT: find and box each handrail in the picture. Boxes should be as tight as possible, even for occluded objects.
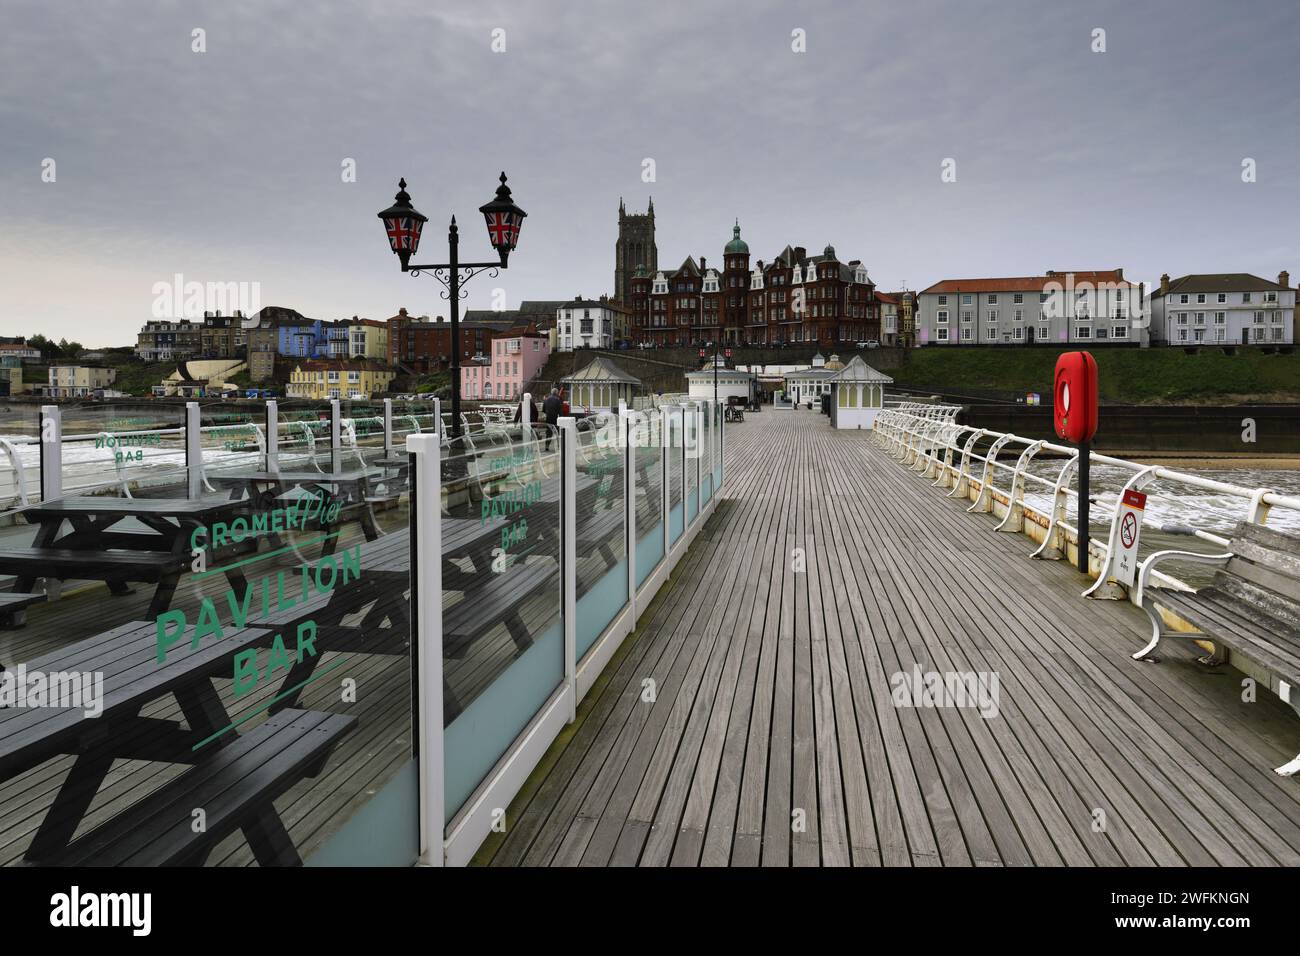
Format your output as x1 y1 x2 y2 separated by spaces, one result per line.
872 407 1300 601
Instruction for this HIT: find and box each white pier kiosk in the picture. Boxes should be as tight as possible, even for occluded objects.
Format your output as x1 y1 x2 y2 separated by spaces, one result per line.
827 356 893 430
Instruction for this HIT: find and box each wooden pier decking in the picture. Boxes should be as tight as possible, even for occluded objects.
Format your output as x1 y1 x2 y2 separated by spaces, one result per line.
475 409 1300 867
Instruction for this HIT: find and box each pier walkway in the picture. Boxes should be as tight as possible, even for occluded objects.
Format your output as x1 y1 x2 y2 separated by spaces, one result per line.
476 409 1300 866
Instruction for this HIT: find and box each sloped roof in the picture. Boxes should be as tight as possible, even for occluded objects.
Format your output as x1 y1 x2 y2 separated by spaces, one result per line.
922 270 1133 294
829 355 893 383
784 367 835 381
1150 273 1292 299
562 354 641 386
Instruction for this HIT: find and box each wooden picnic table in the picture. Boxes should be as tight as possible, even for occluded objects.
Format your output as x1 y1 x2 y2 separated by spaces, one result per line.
0 495 257 617
0 618 354 865
208 468 383 545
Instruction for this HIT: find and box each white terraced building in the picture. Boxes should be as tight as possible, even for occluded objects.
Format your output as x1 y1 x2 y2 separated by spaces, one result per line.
916 269 1144 346
1148 272 1295 346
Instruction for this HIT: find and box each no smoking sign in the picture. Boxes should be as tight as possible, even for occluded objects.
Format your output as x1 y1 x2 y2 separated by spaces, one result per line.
1113 490 1147 586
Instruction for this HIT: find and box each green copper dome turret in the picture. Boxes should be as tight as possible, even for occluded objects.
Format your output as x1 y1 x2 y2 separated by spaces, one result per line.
725 220 749 255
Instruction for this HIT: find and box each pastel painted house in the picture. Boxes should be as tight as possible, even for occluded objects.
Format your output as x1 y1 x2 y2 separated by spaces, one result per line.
461 330 550 401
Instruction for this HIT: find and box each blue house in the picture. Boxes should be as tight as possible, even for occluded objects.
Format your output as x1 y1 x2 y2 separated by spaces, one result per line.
276 317 329 359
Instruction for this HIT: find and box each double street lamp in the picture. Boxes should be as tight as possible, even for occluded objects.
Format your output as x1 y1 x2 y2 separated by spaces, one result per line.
377 173 527 439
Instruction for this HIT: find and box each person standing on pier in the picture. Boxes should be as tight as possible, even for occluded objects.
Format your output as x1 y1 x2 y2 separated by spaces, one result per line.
543 387 562 450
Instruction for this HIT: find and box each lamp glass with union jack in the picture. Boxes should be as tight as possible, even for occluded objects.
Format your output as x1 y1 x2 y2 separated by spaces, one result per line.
477 172 527 266
376 178 428 271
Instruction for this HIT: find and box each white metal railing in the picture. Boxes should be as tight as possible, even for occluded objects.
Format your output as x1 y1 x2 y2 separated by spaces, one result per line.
872 407 1300 603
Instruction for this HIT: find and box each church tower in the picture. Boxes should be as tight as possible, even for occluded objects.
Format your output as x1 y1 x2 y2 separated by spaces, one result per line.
615 198 658 305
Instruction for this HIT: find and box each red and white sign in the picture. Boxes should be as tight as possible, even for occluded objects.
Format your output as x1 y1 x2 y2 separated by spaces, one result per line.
1114 489 1147 586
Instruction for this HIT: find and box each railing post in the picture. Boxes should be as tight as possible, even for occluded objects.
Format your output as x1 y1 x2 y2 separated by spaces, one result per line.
185 401 202 499
433 398 442 444
559 416 578 723
1032 453 1079 561
662 404 671 563
969 434 1012 514
265 399 279 474
407 432 445 867
994 440 1044 533
718 398 725 489
383 397 393 460
620 400 636 616
39 404 62 503
330 398 342 474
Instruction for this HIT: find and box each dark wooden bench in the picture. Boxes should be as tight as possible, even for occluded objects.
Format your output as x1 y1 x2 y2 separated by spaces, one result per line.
1135 521 1300 774
443 560 555 661
31 708 356 866
0 549 187 615
0 591 45 628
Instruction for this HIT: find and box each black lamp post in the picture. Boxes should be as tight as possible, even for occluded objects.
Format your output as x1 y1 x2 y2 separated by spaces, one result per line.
377 173 526 439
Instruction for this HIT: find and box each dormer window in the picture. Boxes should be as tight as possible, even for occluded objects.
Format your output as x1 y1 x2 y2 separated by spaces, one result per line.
751 271 764 290
792 266 803 284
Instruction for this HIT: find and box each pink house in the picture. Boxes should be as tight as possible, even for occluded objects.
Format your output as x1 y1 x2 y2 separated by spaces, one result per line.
461 330 550 402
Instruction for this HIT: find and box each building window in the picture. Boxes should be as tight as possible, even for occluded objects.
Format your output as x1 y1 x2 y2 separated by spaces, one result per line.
936 310 949 324
937 294 948 305
1013 293 1024 304
1075 326 1091 339
961 294 972 305
960 327 972 341
1038 325 1049 339
1113 325 1128 338
987 294 998 304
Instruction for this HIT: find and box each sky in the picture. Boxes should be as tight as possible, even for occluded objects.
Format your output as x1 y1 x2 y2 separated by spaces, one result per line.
1 0 1298 347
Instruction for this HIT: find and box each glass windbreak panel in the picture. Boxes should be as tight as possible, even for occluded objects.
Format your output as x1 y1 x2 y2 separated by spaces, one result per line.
390 400 439 457
0 438 419 866
341 399 385 456
632 409 663 588
441 435 563 821
275 402 332 473
199 402 266 492
574 416 627 660
64 402 188 500
668 408 683 544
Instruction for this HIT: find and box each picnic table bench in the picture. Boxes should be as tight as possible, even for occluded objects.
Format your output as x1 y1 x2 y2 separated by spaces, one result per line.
0 591 46 628
38 708 355 866
1135 521 1300 775
209 468 383 547
0 495 255 617
0 618 352 865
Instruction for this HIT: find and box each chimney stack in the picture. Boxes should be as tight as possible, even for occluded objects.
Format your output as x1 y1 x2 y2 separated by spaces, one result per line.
1280 270 1291 288
1160 273 1170 295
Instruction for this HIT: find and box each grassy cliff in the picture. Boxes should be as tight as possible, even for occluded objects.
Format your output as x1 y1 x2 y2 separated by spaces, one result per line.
891 347 1300 404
